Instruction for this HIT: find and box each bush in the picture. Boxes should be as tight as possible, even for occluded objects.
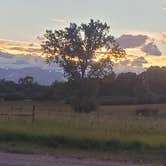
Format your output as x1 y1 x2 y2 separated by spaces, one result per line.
70 96 97 113
67 79 99 113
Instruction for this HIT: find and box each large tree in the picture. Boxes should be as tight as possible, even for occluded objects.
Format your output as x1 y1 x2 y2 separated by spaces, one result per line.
42 19 125 112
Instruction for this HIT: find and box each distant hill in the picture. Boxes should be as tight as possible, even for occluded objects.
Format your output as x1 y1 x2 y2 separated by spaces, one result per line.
0 67 64 85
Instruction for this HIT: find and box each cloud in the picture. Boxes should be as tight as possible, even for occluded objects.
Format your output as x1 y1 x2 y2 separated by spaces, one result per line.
125 47 146 57
13 60 30 65
162 32 166 44
114 60 145 74
113 55 148 74
144 55 166 67
9 46 41 53
141 42 162 56
51 18 66 23
120 30 165 48
0 52 13 59
113 53 166 74
0 34 165 73
131 57 148 67
0 39 41 57
0 39 49 69
117 33 163 56
117 34 148 49
0 52 50 69
162 7 166 10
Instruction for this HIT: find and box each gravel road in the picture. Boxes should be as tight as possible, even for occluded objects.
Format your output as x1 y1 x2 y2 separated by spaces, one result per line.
0 153 160 166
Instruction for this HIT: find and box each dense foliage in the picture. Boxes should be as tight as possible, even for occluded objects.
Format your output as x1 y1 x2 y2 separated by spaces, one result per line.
42 19 124 80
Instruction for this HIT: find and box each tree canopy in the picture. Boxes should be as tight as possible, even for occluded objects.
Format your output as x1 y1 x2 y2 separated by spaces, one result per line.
42 19 125 81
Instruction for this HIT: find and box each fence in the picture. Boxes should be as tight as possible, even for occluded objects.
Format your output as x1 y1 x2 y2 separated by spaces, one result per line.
0 105 36 122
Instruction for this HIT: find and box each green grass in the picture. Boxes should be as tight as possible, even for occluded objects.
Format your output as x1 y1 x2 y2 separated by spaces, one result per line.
0 101 166 163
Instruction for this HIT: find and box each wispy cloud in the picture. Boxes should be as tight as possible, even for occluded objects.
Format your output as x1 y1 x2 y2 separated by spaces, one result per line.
51 18 66 23
0 39 41 57
114 54 166 74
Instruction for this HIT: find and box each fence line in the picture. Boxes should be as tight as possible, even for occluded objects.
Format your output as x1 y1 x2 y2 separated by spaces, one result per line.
0 105 36 122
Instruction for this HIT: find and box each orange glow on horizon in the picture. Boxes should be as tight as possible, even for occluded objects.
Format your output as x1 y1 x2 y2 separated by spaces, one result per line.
0 39 42 57
1 39 166 69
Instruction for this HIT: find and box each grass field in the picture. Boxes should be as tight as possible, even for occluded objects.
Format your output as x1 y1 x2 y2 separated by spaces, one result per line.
0 101 166 163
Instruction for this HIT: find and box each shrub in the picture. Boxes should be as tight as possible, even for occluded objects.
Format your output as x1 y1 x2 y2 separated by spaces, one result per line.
70 96 97 113
68 79 99 113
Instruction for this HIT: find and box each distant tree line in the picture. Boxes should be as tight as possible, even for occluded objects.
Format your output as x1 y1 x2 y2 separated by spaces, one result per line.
99 66 166 105
0 66 166 105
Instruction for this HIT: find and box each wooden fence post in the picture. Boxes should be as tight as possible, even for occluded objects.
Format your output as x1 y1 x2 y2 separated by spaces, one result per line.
32 105 36 123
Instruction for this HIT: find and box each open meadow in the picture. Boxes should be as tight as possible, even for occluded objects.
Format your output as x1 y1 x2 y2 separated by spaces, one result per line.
0 101 166 163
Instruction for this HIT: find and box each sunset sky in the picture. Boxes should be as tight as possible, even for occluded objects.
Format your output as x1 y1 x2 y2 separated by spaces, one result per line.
0 0 166 72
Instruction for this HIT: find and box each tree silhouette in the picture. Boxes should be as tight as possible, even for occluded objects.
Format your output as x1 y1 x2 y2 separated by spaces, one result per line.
42 19 125 112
